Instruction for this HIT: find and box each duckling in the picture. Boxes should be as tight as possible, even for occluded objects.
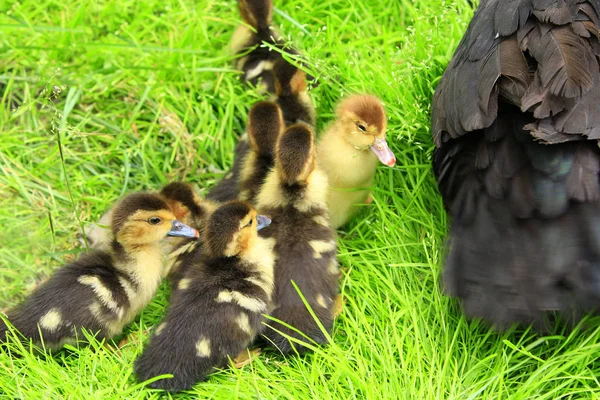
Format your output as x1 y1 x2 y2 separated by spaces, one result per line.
256 123 338 354
134 201 274 392
231 0 316 94
206 101 284 203
80 182 214 281
238 101 285 203
0 192 198 350
317 95 396 229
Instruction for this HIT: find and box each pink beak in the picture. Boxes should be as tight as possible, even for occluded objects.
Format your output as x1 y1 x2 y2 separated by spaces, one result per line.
370 137 396 167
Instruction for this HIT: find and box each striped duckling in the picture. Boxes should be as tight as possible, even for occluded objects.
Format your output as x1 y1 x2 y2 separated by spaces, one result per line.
256 123 339 354
317 95 396 228
207 101 284 203
0 193 198 350
231 0 316 94
134 201 274 392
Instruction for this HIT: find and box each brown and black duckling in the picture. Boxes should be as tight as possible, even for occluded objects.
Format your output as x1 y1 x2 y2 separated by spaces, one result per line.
206 101 285 203
134 201 274 392
231 0 317 94
317 95 396 229
80 182 215 283
238 100 285 203
256 123 338 354
0 192 198 350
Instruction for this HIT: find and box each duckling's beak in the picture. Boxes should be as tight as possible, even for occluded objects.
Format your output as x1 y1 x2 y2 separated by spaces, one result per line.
370 137 396 167
167 220 199 239
256 215 272 231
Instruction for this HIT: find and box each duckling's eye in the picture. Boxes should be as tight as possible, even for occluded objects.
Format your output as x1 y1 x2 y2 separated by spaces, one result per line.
357 124 367 132
148 217 162 225
246 219 253 227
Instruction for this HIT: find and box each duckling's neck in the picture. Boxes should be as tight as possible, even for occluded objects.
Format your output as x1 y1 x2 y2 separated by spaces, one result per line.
110 240 165 316
238 236 276 299
317 123 378 188
256 167 329 212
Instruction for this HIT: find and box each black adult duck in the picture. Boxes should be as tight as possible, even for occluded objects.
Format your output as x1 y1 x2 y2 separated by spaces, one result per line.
432 0 600 328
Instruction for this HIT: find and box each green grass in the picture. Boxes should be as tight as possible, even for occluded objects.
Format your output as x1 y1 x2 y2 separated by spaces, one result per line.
2 0 600 398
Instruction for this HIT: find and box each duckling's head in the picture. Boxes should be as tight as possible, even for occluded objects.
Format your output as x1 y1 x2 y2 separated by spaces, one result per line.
275 123 316 185
111 193 199 248
205 201 271 257
238 0 272 30
335 95 396 167
273 60 307 97
248 101 284 158
159 182 205 227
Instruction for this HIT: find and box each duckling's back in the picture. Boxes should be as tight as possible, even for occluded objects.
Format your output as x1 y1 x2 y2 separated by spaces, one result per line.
255 123 339 353
258 202 338 352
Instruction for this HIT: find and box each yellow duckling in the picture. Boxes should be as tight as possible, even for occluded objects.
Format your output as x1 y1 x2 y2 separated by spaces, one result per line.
256 123 339 354
317 95 396 228
0 192 198 350
134 202 274 391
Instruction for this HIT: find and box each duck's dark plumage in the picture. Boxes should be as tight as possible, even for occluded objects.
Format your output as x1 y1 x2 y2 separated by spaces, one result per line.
432 0 600 327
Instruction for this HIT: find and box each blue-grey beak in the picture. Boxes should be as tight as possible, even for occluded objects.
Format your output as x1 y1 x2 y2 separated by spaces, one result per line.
256 215 271 231
168 220 199 239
